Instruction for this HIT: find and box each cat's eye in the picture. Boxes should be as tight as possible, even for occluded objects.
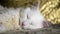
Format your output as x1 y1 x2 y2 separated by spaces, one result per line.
27 15 30 19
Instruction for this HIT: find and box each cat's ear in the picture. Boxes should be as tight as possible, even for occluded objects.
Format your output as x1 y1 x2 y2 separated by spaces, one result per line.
33 1 38 7
43 20 52 28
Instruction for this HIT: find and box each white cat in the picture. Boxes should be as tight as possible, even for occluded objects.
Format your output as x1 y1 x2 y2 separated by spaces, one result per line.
0 5 51 33
20 6 48 30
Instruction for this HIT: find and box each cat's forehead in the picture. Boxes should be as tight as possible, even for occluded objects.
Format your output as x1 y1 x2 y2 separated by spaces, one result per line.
0 0 38 8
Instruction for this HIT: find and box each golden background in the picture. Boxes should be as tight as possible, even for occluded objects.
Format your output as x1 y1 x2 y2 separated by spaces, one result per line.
40 0 60 24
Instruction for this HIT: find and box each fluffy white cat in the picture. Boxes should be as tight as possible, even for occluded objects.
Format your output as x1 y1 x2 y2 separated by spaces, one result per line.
0 4 51 33
20 6 48 30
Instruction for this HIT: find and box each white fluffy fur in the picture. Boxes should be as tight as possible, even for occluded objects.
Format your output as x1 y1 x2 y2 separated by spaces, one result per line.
20 7 45 29
0 5 46 32
0 6 21 33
